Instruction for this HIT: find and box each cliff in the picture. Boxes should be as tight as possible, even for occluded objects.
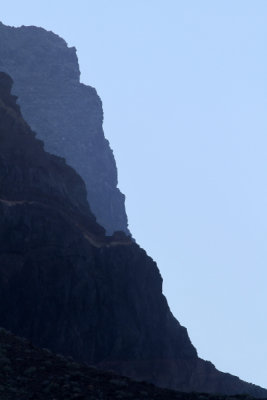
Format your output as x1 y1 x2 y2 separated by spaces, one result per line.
0 21 128 235
0 71 266 397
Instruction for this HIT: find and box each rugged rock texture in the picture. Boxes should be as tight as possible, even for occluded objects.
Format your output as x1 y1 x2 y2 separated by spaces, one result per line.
0 72 266 397
2 327 265 400
0 21 128 235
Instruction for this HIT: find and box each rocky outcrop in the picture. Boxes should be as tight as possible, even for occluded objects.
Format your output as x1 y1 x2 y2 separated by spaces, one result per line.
0 72 266 397
2 327 264 400
0 22 128 235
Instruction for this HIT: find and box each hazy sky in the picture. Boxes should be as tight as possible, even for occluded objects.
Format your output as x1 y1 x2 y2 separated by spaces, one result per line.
1 0 267 388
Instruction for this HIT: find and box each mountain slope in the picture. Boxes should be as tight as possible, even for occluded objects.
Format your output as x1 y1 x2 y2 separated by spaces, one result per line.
0 21 128 235
0 71 266 397
2 327 265 400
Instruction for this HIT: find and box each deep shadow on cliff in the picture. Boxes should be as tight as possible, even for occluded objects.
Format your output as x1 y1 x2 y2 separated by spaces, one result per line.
0 73 266 397
2 327 266 400
0 22 128 235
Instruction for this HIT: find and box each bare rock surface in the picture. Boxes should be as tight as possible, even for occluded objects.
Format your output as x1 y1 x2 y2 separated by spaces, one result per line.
0 68 266 397
0 22 129 235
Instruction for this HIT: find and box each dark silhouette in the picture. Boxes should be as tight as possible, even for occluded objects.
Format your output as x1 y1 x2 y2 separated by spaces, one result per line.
0 71 266 396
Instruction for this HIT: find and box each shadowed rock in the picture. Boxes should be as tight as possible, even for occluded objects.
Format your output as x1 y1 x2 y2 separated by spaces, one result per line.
0 71 266 397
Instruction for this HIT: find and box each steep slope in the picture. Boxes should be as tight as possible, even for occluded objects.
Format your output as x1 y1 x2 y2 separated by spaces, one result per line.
0 21 128 235
2 327 265 400
0 72 266 397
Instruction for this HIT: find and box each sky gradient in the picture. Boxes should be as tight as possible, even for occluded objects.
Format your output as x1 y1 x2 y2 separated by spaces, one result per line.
1 0 267 388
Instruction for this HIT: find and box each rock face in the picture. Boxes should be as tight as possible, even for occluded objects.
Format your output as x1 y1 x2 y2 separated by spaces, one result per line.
0 72 266 397
0 22 128 235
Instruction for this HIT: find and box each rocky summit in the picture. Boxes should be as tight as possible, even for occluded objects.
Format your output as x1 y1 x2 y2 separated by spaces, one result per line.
0 21 129 235
0 71 266 397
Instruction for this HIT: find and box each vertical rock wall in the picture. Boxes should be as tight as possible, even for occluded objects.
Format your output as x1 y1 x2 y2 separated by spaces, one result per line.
0 22 129 235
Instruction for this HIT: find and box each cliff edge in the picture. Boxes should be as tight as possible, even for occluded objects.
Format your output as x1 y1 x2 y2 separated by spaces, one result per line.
0 22 129 235
0 71 266 397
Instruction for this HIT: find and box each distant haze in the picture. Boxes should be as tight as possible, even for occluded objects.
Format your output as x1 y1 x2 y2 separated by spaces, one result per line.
2 0 267 388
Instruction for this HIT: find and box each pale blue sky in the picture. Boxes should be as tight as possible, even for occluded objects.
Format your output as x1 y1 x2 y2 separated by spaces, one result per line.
1 0 267 388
